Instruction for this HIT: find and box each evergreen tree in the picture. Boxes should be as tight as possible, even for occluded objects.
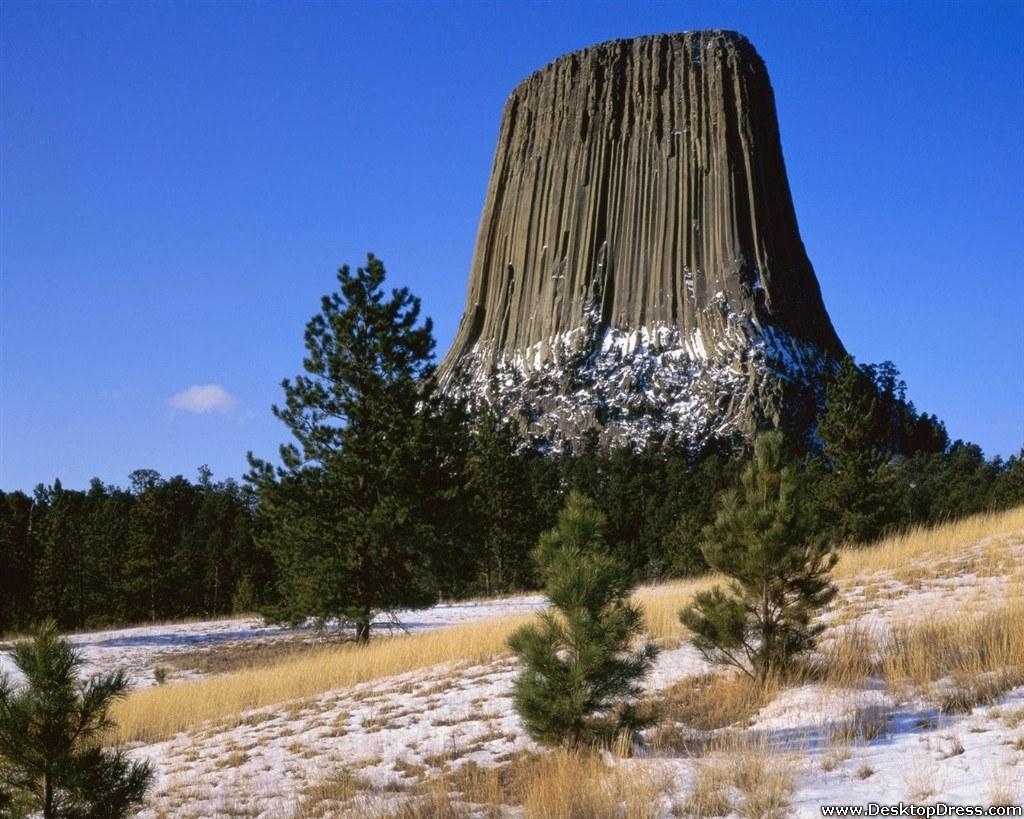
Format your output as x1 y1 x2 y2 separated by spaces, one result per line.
815 357 893 542
124 472 172 623
248 254 459 643
0 621 152 818
79 480 126 627
680 432 837 682
466 406 545 594
1 472 263 632
32 482 90 629
508 492 659 750
991 450 1024 510
935 441 1000 518
193 474 268 616
0 491 36 634
860 361 948 459
814 357 951 543
662 447 744 578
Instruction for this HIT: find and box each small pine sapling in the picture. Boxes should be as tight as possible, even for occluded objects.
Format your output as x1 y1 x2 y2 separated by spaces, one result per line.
0 621 152 818
679 432 837 682
508 492 659 750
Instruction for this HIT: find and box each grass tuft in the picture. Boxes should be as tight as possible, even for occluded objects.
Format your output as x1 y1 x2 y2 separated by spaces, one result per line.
684 737 793 819
881 601 1024 710
656 672 779 732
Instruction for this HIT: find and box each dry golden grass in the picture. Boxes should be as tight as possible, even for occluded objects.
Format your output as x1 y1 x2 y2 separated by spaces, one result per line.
114 505 1024 747
632 575 718 641
816 625 883 689
113 615 532 744
297 771 369 807
881 599 1024 711
685 761 733 819
447 751 661 816
684 736 794 819
381 792 465 819
835 505 1024 582
657 672 779 732
444 755 540 807
518 751 664 819
828 705 891 745
114 575 711 745
293 751 667 819
816 598 1024 713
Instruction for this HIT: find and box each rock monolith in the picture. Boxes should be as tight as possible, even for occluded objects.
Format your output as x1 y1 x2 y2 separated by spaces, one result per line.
439 30 846 450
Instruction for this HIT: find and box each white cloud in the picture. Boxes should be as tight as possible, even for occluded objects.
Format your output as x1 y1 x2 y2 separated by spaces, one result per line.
168 384 238 416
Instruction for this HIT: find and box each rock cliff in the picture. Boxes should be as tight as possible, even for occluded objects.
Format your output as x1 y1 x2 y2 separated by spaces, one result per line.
438 30 847 450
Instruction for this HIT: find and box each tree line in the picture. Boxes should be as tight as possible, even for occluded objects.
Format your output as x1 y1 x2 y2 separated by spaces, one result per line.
0 471 275 634
2 255 1022 637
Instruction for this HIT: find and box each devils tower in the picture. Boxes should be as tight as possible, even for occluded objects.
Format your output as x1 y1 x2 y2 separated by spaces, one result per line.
439 30 847 450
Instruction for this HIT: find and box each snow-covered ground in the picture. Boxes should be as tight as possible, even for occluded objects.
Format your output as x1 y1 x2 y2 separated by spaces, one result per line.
0 594 547 689
3 531 1022 816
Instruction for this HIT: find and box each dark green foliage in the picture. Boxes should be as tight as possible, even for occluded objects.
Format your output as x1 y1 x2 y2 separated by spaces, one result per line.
991 450 1024 510
560 439 722 581
0 621 152 818
815 357 894 542
123 474 177 624
32 481 89 628
0 471 269 634
508 492 659 750
680 433 837 682
119 470 272 625
933 441 1001 518
465 406 556 594
0 491 35 635
813 357 953 544
248 254 464 642
404 397 476 600
660 448 745 577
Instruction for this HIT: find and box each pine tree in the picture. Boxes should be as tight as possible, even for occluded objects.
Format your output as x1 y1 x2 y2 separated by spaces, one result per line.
815 357 893 543
32 481 88 628
680 432 837 682
508 492 659 750
124 473 175 623
466 406 544 595
80 480 130 628
248 254 461 643
0 621 152 818
0 491 35 634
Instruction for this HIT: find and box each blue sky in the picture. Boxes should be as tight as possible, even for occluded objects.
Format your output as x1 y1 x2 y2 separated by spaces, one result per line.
2 0 1022 492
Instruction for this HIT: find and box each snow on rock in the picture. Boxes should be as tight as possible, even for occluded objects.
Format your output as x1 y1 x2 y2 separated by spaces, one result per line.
443 316 833 453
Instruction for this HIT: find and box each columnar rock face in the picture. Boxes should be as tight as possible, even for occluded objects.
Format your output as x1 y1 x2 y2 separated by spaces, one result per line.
439 30 847 450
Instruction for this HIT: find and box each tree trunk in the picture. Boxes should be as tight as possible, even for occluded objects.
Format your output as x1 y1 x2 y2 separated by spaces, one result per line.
43 769 54 819
355 618 371 645
759 584 773 682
